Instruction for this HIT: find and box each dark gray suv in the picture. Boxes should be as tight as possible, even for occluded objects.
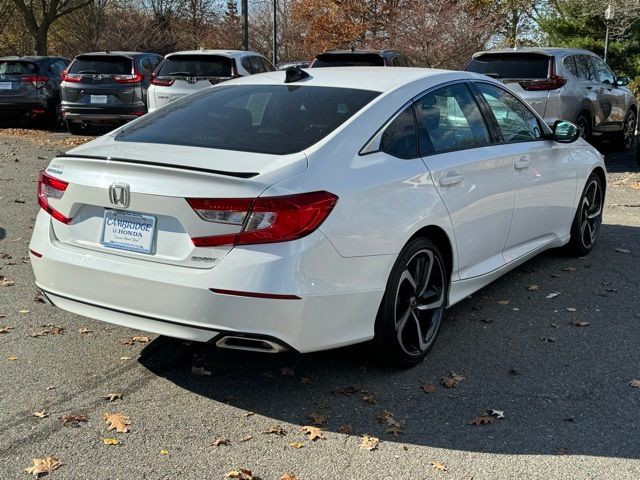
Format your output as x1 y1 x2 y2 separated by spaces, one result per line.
61 51 162 134
0 56 70 126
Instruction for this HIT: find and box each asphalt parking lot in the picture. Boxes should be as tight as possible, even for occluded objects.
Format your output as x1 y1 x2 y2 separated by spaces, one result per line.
1 128 639 479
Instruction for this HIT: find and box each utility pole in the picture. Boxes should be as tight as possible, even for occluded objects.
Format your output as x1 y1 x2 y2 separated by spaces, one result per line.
241 0 249 51
272 0 278 65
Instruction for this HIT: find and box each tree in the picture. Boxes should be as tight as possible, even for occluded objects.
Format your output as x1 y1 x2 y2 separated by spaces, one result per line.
9 0 93 54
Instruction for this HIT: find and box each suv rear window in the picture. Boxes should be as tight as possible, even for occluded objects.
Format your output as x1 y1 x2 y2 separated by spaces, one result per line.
157 55 233 77
312 53 385 68
68 55 132 75
0 61 38 75
465 53 551 79
115 85 379 155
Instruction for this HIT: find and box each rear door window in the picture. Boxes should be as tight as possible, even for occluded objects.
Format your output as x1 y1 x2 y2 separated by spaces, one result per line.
562 55 578 77
0 61 38 75
575 55 596 80
157 55 233 77
465 53 551 79
241 57 253 74
69 55 132 74
249 56 266 74
115 85 380 155
312 53 385 67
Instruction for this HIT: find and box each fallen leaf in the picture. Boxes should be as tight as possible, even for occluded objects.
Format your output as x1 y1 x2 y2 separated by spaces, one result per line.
615 248 630 253
331 386 361 396
103 438 120 445
562 266 576 272
160 449 169 455
264 424 286 435
308 413 327 426
120 356 131 361
299 376 312 385
225 469 255 480
78 327 93 334
362 393 377 404
60 413 88 426
527 285 539 291
30 329 50 338
566 307 577 312
629 379 640 388
489 409 505 419
191 366 212 376
0 325 12 333
289 442 304 449
102 392 123 402
338 425 353 434
239 435 253 442
546 292 562 299
33 410 48 419
441 371 465 388
24 457 61 476
359 434 379 451
301 425 325 441
430 461 448 472
279 366 294 376
280 474 298 480
122 335 149 345
7 354 17 361
572 320 590 327
386 424 404 436
1 279 15 287
19 309 30 314
211 438 230 447
540 337 557 343
103 413 131 433
376 410 400 427
421 383 437 394
468 415 495 426
497 300 510 305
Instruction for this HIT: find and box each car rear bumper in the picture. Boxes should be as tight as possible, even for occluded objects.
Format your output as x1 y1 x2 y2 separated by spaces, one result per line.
62 106 146 124
0 98 49 116
29 211 392 353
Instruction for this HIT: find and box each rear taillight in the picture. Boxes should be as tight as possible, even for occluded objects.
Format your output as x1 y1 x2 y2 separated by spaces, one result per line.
114 71 144 84
61 71 82 83
22 75 49 88
38 171 71 224
150 74 174 86
187 191 338 247
519 74 567 91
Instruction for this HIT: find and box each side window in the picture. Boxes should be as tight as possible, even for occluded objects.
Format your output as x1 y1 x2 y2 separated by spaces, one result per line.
575 55 595 80
241 57 253 74
415 83 490 155
250 56 265 74
476 83 542 143
379 105 418 159
591 57 615 84
260 57 275 72
562 55 578 77
391 56 402 67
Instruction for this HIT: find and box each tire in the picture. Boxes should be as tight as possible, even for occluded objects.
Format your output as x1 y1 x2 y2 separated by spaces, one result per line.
575 113 591 141
372 237 448 367
48 99 65 130
613 109 636 152
566 172 604 257
66 119 89 135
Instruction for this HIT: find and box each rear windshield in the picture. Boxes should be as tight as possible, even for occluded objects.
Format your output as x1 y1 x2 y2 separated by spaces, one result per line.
115 85 379 155
465 53 551 79
69 55 132 75
312 53 385 68
0 61 38 75
158 55 233 77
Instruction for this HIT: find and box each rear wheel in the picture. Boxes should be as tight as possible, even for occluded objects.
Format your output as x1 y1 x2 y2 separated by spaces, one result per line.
613 109 636 151
66 120 90 135
48 99 65 130
575 113 591 141
566 173 604 256
372 238 448 367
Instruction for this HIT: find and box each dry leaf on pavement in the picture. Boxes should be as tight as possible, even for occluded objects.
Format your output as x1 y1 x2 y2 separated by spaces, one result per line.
102 393 123 402
239 435 253 442
299 376 312 385
489 409 505 419
279 366 294 376
78 327 93 334
430 461 448 472
122 335 149 345
572 320 590 327
308 413 327 426
497 300 510 305
33 410 48 419
386 424 404 436
225 468 255 479
264 424 286 435
527 285 539 291
0 325 12 333
191 366 212 376
546 292 562 299
160 449 169 455
360 435 379 451
301 425 325 441
103 413 131 433
60 413 88 426
338 425 353 434
615 248 630 253
421 383 437 394
24 457 61 477
281 474 298 480
629 379 640 388
7 354 17 361
103 438 120 445
562 266 576 272
441 371 465 388
468 416 495 426
289 442 304 449
211 438 230 446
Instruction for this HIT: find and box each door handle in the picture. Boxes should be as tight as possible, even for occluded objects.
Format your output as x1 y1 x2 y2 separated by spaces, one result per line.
439 171 464 186
586 86 593 90
514 158 531 170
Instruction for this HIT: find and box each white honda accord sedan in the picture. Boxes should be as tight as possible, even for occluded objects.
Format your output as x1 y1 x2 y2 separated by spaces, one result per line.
30 67 606 366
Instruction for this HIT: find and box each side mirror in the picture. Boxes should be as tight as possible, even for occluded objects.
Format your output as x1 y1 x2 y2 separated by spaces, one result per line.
615 76 629 86
551 120 581 143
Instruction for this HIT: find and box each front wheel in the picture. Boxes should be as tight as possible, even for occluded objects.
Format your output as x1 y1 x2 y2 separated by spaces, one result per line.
66 120 90 135
575 113 591 141
613 109 636 151
566 173 604 256
372 238 448 367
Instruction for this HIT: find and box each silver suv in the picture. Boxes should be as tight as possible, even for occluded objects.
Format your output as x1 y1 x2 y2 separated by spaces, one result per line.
465 48 638 150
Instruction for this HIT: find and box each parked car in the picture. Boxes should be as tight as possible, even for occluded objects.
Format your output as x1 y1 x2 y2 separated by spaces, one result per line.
465 48 638 150
310 49 413 67
148 50 273 112
0 56 69 126
60 51 163 134
30 67 605 366
276 61 310 71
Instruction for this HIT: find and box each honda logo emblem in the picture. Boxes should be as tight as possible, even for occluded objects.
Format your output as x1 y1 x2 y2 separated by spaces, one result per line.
108 182 130 208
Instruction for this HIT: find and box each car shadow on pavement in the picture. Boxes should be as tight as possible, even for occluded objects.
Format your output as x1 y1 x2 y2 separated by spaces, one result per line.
139 223 640 459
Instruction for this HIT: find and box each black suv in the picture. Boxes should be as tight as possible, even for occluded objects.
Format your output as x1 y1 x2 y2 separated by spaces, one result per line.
0 56 70 126
310 49 414 68
61 51 163 134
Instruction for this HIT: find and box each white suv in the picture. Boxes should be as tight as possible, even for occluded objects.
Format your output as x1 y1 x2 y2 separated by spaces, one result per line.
147 50 274 112
465 48 638 150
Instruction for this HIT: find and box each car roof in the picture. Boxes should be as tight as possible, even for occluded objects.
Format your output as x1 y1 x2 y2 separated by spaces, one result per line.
0 56 65 62
473 47 597 58
76 51 158 58
318 49 403 56
225 67 485 93
165 50 260 58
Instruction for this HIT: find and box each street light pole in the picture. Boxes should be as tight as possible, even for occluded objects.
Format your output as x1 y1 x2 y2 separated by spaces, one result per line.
604 5 614 62
241 0 249 51
272 0 277 65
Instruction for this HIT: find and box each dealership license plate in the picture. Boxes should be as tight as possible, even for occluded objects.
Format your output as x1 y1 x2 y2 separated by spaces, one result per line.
0 82 12 90
90 94 108 104
101 210 156 254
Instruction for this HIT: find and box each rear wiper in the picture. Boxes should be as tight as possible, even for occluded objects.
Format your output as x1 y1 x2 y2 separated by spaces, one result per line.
77 70 98 74
167 71 193 76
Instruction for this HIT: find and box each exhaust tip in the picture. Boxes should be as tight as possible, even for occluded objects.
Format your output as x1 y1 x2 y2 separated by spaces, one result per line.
215 335 287 353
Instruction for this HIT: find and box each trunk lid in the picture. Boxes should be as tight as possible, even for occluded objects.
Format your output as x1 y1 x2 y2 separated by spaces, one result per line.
44 138 307 268
0 61 40 98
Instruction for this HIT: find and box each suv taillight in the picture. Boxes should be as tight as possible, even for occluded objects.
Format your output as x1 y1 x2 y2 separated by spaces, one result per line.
150 74 174 86
114 71 144 84
519 74 567 91
22 75 49 88
38 171 71 224
187 191 338 247
61 71 82 83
